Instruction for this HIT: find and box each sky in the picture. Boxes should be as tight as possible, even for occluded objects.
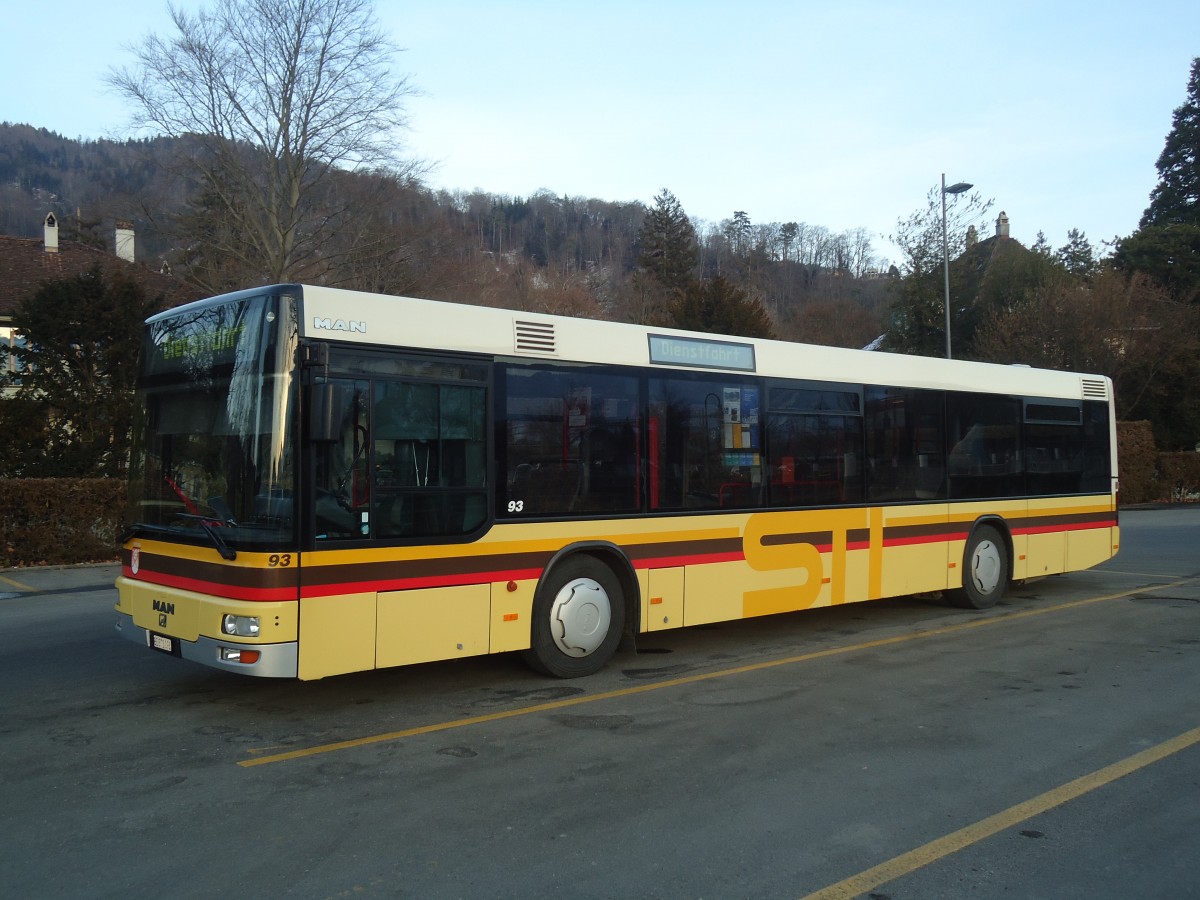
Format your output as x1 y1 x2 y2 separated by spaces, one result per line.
2 0 1197 268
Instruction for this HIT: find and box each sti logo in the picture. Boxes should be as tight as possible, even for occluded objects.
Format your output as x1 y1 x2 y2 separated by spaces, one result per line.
312 317 366 333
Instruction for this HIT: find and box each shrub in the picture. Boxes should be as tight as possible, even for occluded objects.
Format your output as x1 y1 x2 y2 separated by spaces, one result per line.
0 479 124 567
1117 421 1159 504
1158 452 1200 501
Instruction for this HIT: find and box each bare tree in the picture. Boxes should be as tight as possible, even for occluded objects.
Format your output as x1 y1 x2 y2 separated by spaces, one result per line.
841 226 876 278
108 0 419 286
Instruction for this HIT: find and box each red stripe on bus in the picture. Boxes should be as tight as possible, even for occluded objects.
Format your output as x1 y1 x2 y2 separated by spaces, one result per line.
1013 519 1116 536
123 567 298 602
299 567 547 598
124 516 1115 601
633 551 746 569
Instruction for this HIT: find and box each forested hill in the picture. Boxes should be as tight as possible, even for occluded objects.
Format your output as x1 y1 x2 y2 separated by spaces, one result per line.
0 123 186 254
0 122 890 346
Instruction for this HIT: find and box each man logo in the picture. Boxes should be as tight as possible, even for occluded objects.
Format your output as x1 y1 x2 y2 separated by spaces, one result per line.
312 317 366 333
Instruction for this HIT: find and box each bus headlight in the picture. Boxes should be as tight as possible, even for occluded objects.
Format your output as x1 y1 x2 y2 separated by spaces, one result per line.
221 614 260 637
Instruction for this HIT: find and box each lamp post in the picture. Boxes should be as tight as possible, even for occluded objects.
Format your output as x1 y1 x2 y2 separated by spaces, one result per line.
941 173 973 359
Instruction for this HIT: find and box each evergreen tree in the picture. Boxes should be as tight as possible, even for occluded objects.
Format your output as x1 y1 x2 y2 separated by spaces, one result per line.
1142 57 1200 227
637 188 697 293
666 275 774 338
1116 57 1200 303
0 266 163 477
1115 224 1200 303
1057 229 1097 277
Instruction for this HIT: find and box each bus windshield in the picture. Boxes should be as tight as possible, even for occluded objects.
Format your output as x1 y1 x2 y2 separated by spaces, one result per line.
126 290 299 552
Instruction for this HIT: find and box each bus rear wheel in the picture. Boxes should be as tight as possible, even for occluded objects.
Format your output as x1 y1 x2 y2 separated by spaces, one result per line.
951 524 1008 610
523 556 625 678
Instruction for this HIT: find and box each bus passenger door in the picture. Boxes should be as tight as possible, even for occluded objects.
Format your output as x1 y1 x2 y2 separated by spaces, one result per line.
312 379 371 540
300 378 378 680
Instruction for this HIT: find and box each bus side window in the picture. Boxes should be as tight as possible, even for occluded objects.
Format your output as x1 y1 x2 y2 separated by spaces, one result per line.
373 379 488 538
503 366 639 516
946 392 1021 500
648 376 763 511
864 387 946 503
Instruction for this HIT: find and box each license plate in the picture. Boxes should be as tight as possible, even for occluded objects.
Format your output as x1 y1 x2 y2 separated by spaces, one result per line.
149 632 181 656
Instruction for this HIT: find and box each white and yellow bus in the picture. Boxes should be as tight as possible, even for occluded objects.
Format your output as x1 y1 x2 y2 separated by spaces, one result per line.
115 284 1119 679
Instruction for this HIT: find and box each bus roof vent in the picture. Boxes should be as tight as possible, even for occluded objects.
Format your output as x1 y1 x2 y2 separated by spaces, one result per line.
1082 378 1108 400
514 319 557 356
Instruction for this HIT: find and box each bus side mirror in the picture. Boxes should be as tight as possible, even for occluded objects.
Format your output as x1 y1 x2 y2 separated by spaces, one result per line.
309 383 340 443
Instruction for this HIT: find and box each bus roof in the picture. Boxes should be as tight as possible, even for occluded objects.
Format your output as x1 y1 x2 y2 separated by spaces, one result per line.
172 283 1113 403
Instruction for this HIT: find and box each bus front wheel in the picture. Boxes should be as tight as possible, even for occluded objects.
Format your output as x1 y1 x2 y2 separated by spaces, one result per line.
523 556 625 678
951 524 1009 610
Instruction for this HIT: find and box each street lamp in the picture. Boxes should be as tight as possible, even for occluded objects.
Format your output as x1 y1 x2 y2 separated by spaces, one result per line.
941 173 973 359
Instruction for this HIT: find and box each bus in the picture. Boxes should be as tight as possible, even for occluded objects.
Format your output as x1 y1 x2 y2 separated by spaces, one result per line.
114 284 1119 679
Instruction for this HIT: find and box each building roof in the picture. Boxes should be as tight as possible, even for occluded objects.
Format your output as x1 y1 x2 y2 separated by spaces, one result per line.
0 232 200 321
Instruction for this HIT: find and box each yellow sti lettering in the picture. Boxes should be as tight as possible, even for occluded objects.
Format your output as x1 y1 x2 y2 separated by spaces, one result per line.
742 508 876 611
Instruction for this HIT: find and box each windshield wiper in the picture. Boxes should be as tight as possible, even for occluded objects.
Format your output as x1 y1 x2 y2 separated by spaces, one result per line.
120 522 175 543
175 513 238 560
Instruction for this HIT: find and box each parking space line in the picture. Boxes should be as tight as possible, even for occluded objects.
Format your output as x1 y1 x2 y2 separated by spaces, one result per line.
801 725 1200 900
238 576 1198 768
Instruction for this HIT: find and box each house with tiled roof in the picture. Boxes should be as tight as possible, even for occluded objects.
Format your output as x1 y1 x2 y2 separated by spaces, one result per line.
0 214 201 379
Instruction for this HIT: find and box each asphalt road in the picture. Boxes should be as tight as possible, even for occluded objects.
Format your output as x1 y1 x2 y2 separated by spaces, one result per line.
1 508 1197 899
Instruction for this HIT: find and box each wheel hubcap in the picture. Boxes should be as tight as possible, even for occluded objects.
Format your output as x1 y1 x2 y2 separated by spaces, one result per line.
549 577 611 657
970 540 1002 595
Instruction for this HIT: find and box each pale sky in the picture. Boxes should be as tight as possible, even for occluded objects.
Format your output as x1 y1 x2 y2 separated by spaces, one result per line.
2 0 1196 267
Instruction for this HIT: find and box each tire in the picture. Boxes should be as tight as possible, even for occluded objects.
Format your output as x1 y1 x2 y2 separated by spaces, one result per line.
951 524 1009 610
522 555 625 678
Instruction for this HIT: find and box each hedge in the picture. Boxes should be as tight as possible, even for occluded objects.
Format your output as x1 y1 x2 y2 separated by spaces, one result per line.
1158 452 1200 502
1116 421 1157 504
1116 421 1200 504
0 479 125 567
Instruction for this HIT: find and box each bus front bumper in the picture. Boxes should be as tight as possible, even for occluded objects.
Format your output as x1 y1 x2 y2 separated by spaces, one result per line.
114 611 298 677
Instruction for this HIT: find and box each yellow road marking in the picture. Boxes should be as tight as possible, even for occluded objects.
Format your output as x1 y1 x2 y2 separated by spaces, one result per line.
802 725 1200 900
0 574 36 591
238 576 1197 768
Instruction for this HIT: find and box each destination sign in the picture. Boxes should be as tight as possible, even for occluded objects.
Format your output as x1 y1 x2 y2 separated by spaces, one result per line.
647 335 756 372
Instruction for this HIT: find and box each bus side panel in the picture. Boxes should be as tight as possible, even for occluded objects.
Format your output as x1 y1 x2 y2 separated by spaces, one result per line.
1025 528 1067 578
377 584 490 668
684 561 748 626
1065 497 1120 572
1026 498 1068 579
644 567 685 632
1022 497 1117 579
1067 525 1116 572
490 578 536 652
297 592 377 680
878 505 952 597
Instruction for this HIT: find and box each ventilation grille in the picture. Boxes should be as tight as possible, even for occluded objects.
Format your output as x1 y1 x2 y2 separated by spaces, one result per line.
1082 378 1108 400
514 319 556 355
